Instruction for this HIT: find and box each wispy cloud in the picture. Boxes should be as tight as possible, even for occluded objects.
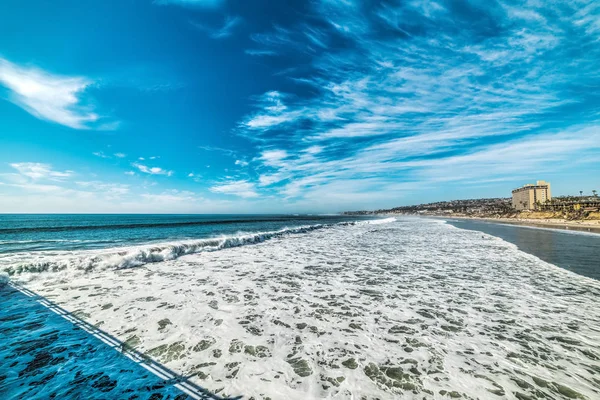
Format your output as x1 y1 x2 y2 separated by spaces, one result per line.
187 172 202 182
0 58 114 129
131 162 173 176
141 190 199 203
191 15 242 39
75 181 130 197
198 145 238 157
9 163 73 181
93 152 110 159
241 91 302 130
93 151 127 159
231 0 600 206
210 180 258 198
249 25 329 56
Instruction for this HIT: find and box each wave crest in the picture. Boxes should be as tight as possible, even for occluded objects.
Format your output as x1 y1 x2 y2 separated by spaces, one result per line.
2 218 395 276
2 218 396 276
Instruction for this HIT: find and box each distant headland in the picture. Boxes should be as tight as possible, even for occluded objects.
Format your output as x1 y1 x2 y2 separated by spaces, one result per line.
344 181 600 234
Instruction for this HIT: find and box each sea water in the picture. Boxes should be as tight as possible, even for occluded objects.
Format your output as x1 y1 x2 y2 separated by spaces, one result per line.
1 215 599 399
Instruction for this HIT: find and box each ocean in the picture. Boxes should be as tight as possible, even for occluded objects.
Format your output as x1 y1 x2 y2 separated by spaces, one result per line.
1 214 599 400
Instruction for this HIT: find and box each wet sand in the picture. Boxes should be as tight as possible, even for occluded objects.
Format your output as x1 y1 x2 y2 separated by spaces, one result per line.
418 215 600 234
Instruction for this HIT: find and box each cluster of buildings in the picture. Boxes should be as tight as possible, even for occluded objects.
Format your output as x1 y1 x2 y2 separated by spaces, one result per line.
511 180 551 210
347 180 597 216
363 197 512 215
511 180 600 212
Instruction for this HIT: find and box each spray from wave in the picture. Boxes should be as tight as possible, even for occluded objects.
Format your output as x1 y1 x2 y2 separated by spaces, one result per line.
2 218 395 276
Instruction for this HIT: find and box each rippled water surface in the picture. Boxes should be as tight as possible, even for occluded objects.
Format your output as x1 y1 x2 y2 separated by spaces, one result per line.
0 285 193 399
0 214 365 253
445 218 600 280
3 216 600 399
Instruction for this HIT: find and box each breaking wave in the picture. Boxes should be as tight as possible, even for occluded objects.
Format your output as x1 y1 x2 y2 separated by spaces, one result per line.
2 218 395 276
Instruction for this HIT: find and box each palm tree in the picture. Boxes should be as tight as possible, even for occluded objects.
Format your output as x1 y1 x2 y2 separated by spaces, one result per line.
593 190 597 197
580 191 583 197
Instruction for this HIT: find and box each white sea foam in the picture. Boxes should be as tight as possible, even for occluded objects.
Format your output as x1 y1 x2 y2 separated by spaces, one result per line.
0 218 395 277
357 216 397 225
8 217 600 400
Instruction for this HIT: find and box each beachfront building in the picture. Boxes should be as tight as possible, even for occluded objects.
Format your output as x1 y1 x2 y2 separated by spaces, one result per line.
512 180 552 210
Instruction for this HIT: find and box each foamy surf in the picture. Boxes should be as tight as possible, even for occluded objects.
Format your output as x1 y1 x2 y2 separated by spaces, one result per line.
14 217 599 400
1 218 395 276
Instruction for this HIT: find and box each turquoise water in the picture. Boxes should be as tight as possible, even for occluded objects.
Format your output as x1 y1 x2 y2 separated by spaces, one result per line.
0 214 366 253
2 215 599 399
0 214 374 275
0 214 371 399
0 282 226 399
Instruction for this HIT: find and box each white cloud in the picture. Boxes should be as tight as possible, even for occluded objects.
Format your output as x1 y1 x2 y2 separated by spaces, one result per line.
141 190 200 203
188 172 202 182
9 163 73 180
198 145 238 157
303 145 324 154
228 0 600 207
258 173 286 187
114 153 126 158
192 15 242 39
132 163 173 176
210 180 259 198
241 91 304 130
75 181 129 196
235 159 249 167
6 182 64 193
260 150 289 167
93 151 110 158
125 171 136 176
0 58 112 129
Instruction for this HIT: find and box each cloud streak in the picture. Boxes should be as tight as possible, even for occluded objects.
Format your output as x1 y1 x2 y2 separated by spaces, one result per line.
9 163 73 181
0 58 114 129
210 180 258 198
132 162 173 176
231 0 600 207
191 15 242 39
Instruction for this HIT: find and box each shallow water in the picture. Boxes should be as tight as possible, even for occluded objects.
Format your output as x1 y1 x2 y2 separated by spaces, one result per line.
0 284 196 399
4 217 599 399
445 218 600 280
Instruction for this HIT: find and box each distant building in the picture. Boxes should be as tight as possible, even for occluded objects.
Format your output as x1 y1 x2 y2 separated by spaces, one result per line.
512 180 551 210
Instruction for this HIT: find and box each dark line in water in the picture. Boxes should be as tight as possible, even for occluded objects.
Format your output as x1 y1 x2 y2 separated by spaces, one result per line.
4 282 241 400
0 217 329 234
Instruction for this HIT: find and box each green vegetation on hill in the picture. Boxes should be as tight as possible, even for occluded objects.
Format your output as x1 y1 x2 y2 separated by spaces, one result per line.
345 197 600 221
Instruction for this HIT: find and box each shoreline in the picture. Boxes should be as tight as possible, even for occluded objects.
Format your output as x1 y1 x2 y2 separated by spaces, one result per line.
385 214 600 234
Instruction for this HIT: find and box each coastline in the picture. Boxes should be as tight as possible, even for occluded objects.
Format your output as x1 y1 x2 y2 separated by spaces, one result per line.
419 215 600 234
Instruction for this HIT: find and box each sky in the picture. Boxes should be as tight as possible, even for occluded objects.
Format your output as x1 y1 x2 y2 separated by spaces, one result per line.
0 0 599 213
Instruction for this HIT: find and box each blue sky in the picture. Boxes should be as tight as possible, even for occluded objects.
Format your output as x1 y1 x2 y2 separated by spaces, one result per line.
0 0 599 213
